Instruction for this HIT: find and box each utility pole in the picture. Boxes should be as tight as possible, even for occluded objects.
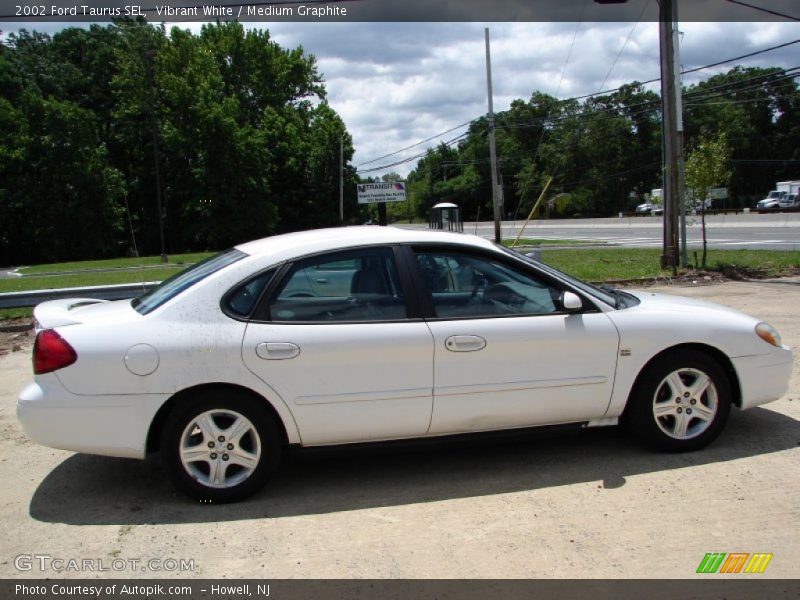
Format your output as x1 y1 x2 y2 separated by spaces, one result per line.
484 28 502 243
144 41 167 264
594 0 684 270
674 19 688 267
339 137 344 226
658 0 680 273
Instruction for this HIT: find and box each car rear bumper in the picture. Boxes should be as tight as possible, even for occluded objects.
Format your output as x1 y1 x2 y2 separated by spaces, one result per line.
17 376 168 459
732 347 794 410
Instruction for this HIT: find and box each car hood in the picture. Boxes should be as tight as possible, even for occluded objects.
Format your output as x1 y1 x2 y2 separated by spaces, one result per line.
34 297 139 329
605 290 780 358
625 290 755 319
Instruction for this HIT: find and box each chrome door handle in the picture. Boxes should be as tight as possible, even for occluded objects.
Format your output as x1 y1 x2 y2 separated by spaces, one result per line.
256 342 301 360
444 335 487 352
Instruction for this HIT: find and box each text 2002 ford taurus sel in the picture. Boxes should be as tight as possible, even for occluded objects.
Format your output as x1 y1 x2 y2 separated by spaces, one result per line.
18 227 793 502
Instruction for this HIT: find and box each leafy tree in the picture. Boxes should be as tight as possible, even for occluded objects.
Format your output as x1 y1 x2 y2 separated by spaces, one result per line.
0 21 350 264
685 133 732 268
684 67 798 203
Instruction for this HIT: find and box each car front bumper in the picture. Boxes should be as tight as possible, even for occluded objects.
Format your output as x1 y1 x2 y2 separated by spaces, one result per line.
732 346 794 410
17 376 169 459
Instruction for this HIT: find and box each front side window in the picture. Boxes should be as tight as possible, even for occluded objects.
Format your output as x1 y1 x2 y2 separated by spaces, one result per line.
268 247 407 322
133 249 246 315
414 249 561 319
498 245 619 308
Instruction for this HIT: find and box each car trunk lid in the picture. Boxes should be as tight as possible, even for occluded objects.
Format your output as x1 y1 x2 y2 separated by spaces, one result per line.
34 298 139 330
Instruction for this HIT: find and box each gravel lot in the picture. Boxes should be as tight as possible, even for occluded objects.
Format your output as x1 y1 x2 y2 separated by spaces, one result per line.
1 279 798 579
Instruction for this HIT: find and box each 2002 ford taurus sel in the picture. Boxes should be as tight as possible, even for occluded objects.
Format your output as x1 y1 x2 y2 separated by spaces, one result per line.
18 227 793 502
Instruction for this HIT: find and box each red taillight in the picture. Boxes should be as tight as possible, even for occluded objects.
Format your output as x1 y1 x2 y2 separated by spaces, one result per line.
33 329 77 374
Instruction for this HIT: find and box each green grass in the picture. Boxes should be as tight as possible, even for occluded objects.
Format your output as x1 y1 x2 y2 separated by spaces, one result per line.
542 248 800 282
2 248 798 320
0 307 33 320
0 268 183 293
18 252 212 274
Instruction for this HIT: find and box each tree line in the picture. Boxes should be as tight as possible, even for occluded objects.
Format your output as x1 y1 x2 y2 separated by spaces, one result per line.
0 20 362 265
384 66 799 224
1 21 798 265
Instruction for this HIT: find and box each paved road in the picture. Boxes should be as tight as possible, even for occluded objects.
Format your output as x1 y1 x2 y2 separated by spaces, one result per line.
402 214 800 251
490 225 800 251
2 215 797 281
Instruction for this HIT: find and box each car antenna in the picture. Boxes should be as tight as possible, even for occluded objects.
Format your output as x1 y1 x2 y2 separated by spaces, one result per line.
123 192 147 293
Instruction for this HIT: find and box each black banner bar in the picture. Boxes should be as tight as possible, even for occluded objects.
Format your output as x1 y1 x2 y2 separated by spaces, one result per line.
2 0 800 23
4 579 800 600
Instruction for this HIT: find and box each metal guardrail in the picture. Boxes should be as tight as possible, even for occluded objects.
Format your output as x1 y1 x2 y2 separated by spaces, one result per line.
0 282 158 309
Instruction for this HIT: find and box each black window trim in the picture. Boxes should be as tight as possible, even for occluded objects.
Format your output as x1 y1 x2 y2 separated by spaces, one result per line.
220 264 285 322
133 248 247 316
403 243 603 322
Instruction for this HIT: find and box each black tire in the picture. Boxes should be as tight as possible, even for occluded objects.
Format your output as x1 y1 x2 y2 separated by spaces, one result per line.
160 389 282 503
623 349 732 452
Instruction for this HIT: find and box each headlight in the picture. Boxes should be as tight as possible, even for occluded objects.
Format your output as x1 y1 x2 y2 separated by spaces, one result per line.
755 322 782 347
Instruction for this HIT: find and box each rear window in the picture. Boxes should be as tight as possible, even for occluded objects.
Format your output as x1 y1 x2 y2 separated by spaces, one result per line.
132 249 246 315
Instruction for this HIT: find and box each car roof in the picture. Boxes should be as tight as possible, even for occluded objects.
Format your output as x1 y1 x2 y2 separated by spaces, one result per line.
235 226 497 261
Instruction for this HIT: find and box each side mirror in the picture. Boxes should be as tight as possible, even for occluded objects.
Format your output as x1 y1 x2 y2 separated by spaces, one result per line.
560 291 583 313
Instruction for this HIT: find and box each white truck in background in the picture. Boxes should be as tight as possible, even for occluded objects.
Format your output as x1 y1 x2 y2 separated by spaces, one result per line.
757 180 800 209
635 188 663 215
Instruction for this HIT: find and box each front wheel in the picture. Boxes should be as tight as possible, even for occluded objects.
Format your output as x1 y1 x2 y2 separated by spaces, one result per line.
624 350 732 452
161 390 282 502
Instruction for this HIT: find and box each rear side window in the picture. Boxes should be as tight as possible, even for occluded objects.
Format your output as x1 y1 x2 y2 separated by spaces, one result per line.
224 269 276 318
268 247 407 322
132 249 246 315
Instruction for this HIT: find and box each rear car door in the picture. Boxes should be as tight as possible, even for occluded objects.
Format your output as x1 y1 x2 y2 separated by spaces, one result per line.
241 246 434 445
408 246 620 435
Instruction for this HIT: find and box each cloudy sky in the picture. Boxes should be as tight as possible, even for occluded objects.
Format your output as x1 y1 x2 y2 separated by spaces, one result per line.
3 18 799 177
260 21 799 177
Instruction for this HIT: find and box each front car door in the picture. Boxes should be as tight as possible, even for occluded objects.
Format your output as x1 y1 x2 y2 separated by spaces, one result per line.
241 246 434 445
407 246 620 435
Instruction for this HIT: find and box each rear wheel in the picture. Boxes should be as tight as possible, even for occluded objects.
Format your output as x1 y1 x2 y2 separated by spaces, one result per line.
161 390 281 502
624 350 732 452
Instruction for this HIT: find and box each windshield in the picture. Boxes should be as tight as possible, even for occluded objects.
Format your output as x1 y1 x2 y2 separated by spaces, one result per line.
132 248 246 315
498 245 618 308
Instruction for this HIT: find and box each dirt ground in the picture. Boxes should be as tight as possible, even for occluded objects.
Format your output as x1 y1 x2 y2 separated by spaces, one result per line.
0 279 798 579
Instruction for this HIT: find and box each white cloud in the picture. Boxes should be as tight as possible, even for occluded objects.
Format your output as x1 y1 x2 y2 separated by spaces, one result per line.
269 21 796 177
3 20 798 177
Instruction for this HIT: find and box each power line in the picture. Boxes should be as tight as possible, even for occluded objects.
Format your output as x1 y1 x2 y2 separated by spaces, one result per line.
354 120 474 168
686 94 798 107
355 131 473 174
724 0 800 21
596 0 651 92
732 159 800 163
680 68 800 104
511 0 590 220
501 66 800 131
571 38 800 101
359 62 799 176
354 38 799 176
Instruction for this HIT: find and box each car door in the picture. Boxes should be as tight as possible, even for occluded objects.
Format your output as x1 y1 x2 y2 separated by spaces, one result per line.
408 246 620 435
241 246 434 445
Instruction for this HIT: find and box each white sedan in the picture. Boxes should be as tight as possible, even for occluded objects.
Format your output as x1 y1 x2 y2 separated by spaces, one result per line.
17 227 793 502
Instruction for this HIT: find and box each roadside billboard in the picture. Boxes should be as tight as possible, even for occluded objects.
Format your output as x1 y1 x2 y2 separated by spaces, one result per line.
357 182 407 204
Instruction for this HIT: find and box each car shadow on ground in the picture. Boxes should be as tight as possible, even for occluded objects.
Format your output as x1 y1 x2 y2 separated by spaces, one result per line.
29 406 800 525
